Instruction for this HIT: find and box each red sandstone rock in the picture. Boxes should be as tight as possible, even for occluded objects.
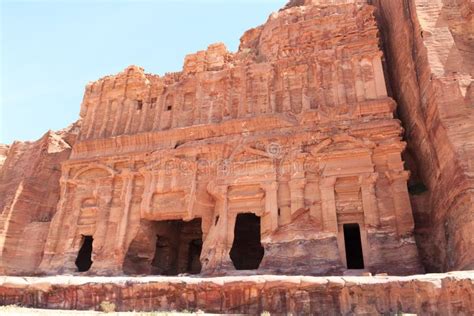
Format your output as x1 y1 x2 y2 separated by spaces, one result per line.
0 124 80 275
0 0 471 294
0 145 9 170
31 1 424 277
0 272 473 314
371 0 474 272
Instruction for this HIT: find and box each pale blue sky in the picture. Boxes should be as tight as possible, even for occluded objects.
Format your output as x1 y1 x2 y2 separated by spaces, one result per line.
0 0 287 144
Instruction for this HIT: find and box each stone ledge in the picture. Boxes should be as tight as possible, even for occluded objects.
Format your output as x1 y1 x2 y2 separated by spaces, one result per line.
0 272 473 314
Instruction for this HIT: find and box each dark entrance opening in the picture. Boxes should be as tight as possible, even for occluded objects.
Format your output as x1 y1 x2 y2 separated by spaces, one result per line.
187 239 203 274
151 218 203 275
230 213 264 270
343 224 364 269
75 235 93 272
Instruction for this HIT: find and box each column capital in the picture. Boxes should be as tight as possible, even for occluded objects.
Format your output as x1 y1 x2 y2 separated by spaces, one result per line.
320 176 337 188
385 170 410 183
207 181 228 201
289 177 306 188
262 181 279 191
359 173 378 185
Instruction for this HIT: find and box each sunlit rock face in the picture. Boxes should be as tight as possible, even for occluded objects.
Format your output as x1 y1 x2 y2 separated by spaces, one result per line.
370 0 474 273
0 124 80 275
1 273 473 314
0 0 471 279
33 0 422 277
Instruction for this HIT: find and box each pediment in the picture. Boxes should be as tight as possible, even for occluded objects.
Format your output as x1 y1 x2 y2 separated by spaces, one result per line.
308 135 374 157
230 145 273 162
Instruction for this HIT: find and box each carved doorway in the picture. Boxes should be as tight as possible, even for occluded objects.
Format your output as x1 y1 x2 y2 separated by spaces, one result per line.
150 218 203 275
343 223 365 269
230 213 264 270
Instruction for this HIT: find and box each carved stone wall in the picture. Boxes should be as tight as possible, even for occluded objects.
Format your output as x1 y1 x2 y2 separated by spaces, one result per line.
35 1 426 277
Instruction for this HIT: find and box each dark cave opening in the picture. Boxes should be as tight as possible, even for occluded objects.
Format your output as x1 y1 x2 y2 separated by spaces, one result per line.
230 213 264 270
151 218 203 275
75 235 93 272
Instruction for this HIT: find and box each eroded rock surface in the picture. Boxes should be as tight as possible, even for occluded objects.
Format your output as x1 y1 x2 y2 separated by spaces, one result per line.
0 124 80 275
0 145 9 170
0 272 473 314
371 0 474 272
0 0 472 287
34 1 423 277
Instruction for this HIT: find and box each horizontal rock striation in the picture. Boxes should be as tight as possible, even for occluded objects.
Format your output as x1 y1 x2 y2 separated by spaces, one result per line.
0 272 473 314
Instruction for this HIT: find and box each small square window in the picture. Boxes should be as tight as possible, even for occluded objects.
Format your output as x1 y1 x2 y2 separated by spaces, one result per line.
167 105 172 111
137 100 143 110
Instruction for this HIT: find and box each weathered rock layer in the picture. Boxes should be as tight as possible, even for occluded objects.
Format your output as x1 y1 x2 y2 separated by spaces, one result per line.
0 272 473 314
371 0 474 272
0 124 80 275
36 1 423 277
0 0 472 284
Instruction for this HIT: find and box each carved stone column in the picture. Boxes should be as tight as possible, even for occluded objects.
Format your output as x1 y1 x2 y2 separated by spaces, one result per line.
360 173 380 228
320 176 338 233
372 54 388 98
115 170 134 252
139 172 153 217
386 170 414 237
289 178 306 216
277 181 291 226
92 176 114 254
262 181 279 236
305 178 322 227
201 183 232 273
89 172 131 275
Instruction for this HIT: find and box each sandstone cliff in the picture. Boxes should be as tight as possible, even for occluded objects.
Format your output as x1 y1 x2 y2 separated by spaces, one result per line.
0 145 9 170
371 0 474 272
36 0 425 277
0 123 80 275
